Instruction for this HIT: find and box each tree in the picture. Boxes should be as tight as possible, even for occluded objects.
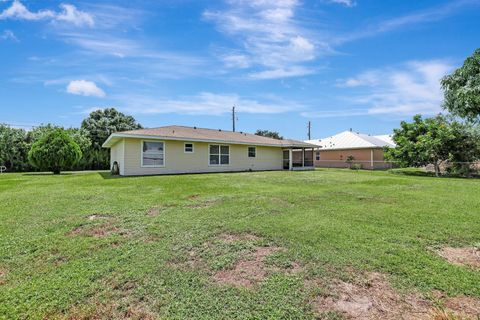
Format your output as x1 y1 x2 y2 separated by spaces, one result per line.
441 48 480 122
385 114 480 177
0 124 30 171
255 129 283 140
81 108 142 169
28 129 82 174
65 128 92 170
81 108 142 149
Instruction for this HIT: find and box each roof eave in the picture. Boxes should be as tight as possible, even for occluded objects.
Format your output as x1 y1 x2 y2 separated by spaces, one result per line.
101 133 314 148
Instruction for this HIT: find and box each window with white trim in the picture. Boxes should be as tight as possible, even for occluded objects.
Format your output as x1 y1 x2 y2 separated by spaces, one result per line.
184 143 194 153
142 141 164 167
209 145 229 165
315 151 320 161
248 146 256 158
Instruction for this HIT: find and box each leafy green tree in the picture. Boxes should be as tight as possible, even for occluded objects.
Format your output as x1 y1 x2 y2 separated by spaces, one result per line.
441 48 480 122
81 108 142 149
28 129 82 174
81 108 142 169
27 124 62 143
0 124 30 171
255 129 283 140
385 115 480 177
65 128 92 170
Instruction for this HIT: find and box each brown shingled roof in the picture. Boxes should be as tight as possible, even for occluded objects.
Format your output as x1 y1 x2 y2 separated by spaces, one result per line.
103 125 315 148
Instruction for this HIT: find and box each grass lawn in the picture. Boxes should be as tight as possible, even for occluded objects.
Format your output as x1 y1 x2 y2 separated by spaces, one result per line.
0 169 479 319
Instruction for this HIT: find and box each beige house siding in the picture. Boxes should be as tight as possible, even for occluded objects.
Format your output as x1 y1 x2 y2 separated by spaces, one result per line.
110 139 125 175
120 137 283 176
315 148 389 169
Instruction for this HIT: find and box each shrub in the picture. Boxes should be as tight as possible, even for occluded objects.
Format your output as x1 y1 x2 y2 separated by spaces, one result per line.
351 164 363 170
28 129 82 174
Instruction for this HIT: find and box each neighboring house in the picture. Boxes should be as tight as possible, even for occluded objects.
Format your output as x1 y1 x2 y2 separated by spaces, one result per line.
305 130 396 169
102 126 316 176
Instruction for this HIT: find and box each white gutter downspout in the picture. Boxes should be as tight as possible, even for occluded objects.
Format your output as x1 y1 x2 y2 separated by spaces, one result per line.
289 149 293 171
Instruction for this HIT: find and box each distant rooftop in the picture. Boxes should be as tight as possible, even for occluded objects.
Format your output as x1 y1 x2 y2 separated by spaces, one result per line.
103 125 316 148
305 130 395 150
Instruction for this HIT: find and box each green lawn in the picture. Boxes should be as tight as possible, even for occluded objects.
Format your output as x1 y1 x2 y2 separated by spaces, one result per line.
0 169 479 319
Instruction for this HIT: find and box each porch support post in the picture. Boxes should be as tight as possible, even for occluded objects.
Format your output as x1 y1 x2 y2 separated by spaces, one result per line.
288 149 293 170
370 149 374 169
302 148 305 167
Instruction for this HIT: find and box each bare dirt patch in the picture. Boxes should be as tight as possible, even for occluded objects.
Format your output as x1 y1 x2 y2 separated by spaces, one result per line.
66 222 121 238
212 246 281 288
186 199 219 209
0 267 7 285
216 232 260 243
438 246 480 269
169 233 301 288
146 204 177 216
311 272 431 319
432 291 480 319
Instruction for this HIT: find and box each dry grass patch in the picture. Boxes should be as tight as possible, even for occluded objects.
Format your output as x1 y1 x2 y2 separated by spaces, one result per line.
311 272 431 319
185 195 223 209
66 221 126 238
145 204 177 216
64 280 156 320
0 267 7 285
212 246 281 288
216 232 260 243
169 232 302 289
432 291 480 319
438 246 480 269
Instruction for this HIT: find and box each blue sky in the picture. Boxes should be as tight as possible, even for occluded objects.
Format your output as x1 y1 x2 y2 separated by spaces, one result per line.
1 0 479 140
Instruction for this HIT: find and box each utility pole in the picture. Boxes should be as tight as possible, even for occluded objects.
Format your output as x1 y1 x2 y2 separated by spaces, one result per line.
232 105 236 132
307 121 311 140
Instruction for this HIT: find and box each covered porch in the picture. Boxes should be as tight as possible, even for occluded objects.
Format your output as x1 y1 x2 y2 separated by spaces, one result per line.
283 147 315 171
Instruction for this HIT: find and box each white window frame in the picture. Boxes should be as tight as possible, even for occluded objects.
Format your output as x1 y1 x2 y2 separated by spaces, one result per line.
208 144 230 166
141 140 166 168
315 151 320 161
184 142 194 153
248 146 256 158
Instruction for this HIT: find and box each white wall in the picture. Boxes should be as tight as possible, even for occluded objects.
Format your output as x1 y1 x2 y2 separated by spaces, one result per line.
120 138 283 176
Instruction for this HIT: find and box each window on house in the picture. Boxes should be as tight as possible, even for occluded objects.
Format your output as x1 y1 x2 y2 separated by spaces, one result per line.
316 151 320 161
209 145 229 165
142 141 164 167
248 146 256 158
184 143 194 153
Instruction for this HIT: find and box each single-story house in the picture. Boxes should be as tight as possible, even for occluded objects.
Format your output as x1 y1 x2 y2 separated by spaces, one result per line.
304 130 396 169
102 125 317 176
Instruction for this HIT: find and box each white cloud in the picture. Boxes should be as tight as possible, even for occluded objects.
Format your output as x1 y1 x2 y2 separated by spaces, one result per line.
249 66 316 79
337 60 453 117
0 0 54 20
0 0 94 27
117 92 301 115
1 29 18 41
329 0 356 7
204 0 322 79
55 4 94 27
66 80 105 97
337 70 382 87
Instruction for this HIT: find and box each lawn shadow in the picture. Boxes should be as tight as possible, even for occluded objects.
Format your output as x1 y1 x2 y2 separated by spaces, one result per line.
23 172 74 176
388 169 479 179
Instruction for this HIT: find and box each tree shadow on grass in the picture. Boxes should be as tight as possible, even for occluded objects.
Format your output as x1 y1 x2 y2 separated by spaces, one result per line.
388 168 479 179
98 172 126 179
22 172 74 176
